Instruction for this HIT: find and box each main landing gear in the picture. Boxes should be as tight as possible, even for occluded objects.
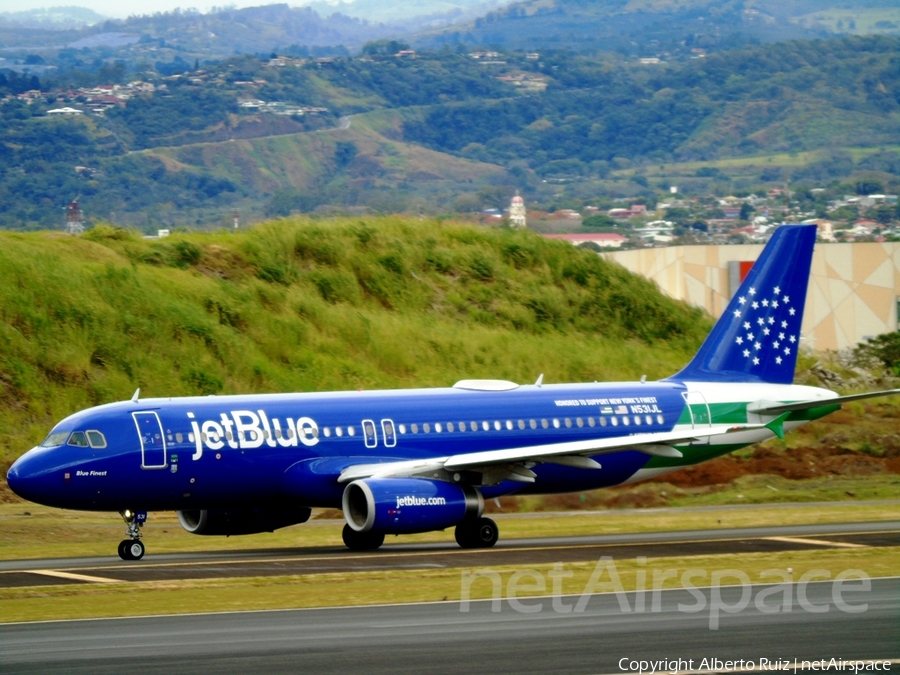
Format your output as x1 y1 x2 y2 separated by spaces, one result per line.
342 524 386 551
455 517 499 549
118 509 146 560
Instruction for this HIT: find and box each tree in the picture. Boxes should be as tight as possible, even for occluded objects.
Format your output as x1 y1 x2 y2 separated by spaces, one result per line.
582 214 617 228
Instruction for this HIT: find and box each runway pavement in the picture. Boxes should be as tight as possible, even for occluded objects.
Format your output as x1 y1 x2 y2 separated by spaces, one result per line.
0 520 897 588
2 578 898 674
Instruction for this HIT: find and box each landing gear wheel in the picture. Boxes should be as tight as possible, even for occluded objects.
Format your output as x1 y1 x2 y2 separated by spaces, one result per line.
118 539 145 560
455 517 499 549
126 540 145 560
342 524 385 551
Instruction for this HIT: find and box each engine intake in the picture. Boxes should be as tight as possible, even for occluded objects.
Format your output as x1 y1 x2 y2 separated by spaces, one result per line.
342 478 483 535
177 506 311 536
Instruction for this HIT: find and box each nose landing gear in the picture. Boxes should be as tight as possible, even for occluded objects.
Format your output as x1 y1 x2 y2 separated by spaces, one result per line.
118 510 147 560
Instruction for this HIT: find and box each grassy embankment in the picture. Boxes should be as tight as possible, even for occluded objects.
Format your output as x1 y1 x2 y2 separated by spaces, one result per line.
0 217 708 472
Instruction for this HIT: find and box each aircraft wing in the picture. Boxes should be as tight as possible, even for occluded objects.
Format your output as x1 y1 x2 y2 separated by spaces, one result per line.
337 423 761 484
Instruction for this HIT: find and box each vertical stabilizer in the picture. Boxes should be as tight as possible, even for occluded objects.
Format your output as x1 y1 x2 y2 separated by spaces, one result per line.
667 224 817 384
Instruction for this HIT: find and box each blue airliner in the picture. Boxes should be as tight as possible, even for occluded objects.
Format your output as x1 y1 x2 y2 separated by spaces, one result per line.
6 225 897 559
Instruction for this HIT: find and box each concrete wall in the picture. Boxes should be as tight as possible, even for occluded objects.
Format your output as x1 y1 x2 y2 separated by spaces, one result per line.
604 243 900 351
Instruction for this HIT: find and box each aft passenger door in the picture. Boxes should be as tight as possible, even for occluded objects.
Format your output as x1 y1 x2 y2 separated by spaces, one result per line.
681 391 712 429
133 411 167 469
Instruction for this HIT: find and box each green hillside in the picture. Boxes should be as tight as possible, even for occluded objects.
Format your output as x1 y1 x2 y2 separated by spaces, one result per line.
0 218 709 470
421 0 900 52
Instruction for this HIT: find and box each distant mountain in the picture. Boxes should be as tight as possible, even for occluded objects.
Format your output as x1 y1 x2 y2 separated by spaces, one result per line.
304 0 507 27
0 5 109 29
416 0 900 54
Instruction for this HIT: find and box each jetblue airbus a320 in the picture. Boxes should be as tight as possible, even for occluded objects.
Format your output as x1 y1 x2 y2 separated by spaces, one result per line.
7 225 897 559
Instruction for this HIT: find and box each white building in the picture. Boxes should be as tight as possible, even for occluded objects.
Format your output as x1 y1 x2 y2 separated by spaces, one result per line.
509 193 527 228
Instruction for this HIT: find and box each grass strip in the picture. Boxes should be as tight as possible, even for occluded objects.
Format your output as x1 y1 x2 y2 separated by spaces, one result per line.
1 547 895 624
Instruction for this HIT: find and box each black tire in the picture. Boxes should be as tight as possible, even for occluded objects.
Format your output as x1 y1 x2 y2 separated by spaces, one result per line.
342 524 385 551
454 522 475 548
473 517 498 548
455 517 498 548
117 540 130 560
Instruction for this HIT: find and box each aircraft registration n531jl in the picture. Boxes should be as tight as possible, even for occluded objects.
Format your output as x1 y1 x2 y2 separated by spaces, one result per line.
7 224 898 559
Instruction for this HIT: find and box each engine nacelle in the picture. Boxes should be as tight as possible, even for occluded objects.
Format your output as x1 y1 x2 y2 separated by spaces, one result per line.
177 506 311 536
342 478 483 535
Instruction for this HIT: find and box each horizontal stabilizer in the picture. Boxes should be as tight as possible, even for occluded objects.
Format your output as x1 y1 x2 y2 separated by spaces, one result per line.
748 388 900 415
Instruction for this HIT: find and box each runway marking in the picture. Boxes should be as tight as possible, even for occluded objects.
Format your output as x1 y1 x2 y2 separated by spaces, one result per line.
766 536 867 548
28 569 120 584
1 528 894 576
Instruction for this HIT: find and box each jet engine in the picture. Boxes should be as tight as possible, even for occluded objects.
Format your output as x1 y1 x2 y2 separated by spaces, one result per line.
342 478 483 535
177 506 311 536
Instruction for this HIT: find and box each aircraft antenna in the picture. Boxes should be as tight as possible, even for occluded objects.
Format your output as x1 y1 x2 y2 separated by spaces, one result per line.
131 388 140 402
535 374 543 387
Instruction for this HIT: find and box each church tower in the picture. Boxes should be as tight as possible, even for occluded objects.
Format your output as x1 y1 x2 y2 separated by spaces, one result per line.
509 192 526 228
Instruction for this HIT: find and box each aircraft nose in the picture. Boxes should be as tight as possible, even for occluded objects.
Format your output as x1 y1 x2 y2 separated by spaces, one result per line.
6 451 45 503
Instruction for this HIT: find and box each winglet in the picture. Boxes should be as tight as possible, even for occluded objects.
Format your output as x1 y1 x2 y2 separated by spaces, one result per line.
765 412 791 440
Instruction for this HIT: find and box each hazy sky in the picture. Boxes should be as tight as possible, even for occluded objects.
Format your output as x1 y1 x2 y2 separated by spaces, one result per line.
2 0 331 20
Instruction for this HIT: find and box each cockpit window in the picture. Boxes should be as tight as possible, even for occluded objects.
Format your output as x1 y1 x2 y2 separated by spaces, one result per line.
67 431 89 447
87 431 107 449
40 432 71 448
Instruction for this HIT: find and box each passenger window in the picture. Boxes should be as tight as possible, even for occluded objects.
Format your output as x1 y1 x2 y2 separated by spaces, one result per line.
336 427 344 437
576 418 584 428
87 430 107 449
600 417 607 427
482 421 489 431
323 428 332 437
176 432 184 443
506 420 513 430
530 419 537 429
622 417 630 426
423 423 431 433
347 427 356 436
552 419 560 429
493 421 501 431
434 423 442 433
657 415 665 425
518 420 525 430
399 424 407 434
565 418 572 428
67 431 89 447
411 423 419 434
588 417 596 427
447 422 455 432
541 419 549 429
470 421 478 431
